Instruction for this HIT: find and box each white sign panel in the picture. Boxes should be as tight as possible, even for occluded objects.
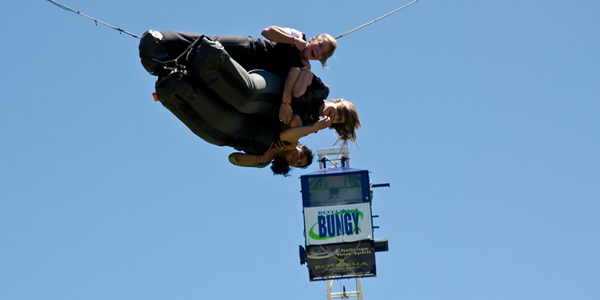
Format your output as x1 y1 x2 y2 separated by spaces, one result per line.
304 203 372 245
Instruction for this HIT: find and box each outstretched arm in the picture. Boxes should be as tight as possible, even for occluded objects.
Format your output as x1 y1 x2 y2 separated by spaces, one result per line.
279 117 332 143
262 26 308 50
229 141 287 167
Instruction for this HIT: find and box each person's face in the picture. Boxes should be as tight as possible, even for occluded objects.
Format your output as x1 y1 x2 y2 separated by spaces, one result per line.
284 146 308 167
323 105 344 124
303 38 332 60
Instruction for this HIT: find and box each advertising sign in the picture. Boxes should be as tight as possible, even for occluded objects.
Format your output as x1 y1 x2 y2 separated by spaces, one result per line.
306 241 376 281
304 203 372 245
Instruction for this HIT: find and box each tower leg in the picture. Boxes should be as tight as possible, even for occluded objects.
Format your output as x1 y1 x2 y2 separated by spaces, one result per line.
325 277 363 300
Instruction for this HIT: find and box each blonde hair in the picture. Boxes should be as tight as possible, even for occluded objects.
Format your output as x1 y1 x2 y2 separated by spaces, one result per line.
329 99 360 145
315 34 338 67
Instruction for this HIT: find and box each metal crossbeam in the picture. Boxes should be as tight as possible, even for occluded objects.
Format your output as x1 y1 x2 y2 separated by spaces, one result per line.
317 147 350 170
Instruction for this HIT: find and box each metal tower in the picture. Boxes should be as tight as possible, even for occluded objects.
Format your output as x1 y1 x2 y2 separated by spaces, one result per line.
299 147 389 300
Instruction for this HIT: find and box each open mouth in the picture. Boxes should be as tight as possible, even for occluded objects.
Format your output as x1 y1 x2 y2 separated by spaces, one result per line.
312 50 316 58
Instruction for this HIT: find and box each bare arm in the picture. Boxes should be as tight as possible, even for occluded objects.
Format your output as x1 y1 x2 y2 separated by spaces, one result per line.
289 115 302 128
293 69 313 97
229 141 286 167
279 117 332 143
283 68 301 104
280 67 302 124
261 26 307 50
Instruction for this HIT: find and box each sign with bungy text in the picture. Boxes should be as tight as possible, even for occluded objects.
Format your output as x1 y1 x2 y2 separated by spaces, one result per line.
304 203 372 245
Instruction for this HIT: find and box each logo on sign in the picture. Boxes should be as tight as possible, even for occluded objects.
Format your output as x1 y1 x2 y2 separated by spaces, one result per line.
308 209 364 240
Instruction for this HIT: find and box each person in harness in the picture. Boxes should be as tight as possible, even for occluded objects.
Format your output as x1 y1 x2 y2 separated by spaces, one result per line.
139 27 360 145
154 60 331 175
139 27 336 80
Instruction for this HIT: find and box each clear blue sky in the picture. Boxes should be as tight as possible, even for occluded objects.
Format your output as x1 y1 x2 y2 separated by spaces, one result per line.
2 1 599 299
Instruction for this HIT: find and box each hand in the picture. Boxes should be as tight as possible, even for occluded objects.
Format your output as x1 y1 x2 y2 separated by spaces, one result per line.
262 141 286 161
301 58 311 69
279 141 297 152
279 103 294 124
314 116 332 131
270 140 286 152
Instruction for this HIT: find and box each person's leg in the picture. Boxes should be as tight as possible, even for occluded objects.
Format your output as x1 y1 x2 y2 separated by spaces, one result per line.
155 69 276 155
213 35 269 72
185 37 281 119
184 81 280 155
139 30 216 76
155 70 229 146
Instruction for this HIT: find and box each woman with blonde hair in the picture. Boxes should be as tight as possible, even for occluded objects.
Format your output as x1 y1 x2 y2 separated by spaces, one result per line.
183 36 360 145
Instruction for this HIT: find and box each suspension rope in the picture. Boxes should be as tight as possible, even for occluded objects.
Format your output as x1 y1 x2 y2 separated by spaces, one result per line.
334 0 421 40
46 0 140 39
47 0 420 41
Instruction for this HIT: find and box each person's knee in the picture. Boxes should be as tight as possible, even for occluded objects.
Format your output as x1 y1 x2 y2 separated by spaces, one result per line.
155 71 196 106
